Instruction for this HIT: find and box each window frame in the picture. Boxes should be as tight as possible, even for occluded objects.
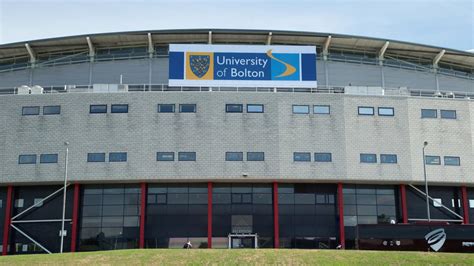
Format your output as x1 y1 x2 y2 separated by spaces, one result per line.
292 105 310 114
43 105 61 115
378 107 394 116
156 152 175 161
314 152 332 162
179 104 197 113
380 154 397 164
247 152 265 161
358 106 375 116
111 104 129 113
444 156 460 166
89 104 107 114
22 106 40 116
360 153 377 163
87 153 106 163
18 154 37 164
226 104 243 113
440 110 457 119
226 152 244 161
313 105 330 115
109 152 128 162
178 152 196 161
40 154 59 164
158 104 175 113
421 109 437 118
293 152 311 162
246 104 264 113
425 155 441 165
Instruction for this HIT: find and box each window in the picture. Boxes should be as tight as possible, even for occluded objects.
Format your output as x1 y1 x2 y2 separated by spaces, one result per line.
444 156 460 166
40 154 58 164
421 109 437 118
293 152 311 162
247 104 264 113
314 153 332 162
313 105 330 114
22 106 40 116
179 104 196 113
247 152 264 161
87 153 106 162
111 104 129 113
43 106 61 115
34 198 44 207
378 107 394 116
14 199 24 208
158 104 175 113
358 107 374 115
469 199 474 208
380 154 397 164
157 152 175 161
292 105 309 114
425 155 441 165
360 154 377 163
19 154 36 164
178 152 196 161
226 152 243 161
90 105 107 114
433 198 442 207
226 104 243 113
109 152 127 162
440 110 456 119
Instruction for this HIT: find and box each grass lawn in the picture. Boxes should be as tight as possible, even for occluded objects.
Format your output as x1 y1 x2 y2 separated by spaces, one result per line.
0 249 473 265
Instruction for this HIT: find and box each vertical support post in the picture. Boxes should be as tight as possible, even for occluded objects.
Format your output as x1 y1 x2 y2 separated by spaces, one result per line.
70 183 80 252
337 183 345 249
400 184 408 224
461 186 470 224
207 182 213 248
139 182 146 248
273 182 280 248
2 185 13 256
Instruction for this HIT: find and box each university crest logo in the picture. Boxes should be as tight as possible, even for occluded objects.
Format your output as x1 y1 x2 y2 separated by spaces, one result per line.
425 228 446 252
190 55 210 78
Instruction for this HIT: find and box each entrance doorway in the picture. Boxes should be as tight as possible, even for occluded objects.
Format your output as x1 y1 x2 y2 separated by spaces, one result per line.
228 234 258 249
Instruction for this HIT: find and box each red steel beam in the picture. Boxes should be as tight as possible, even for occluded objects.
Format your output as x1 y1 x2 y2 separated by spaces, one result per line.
70 183 80 252
207 182 213 248
400 184 408 224
461 186 470 224
139 182 146 248
2 185 13 256
337 183 345 249
273 182 280 248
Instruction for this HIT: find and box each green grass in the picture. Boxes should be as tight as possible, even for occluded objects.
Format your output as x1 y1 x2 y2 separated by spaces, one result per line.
0 249 473 265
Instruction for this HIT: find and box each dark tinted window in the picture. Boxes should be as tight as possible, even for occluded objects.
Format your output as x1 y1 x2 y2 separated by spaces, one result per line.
90 105 107 114
157 152 174 161
314 153 332 162
179 104 196 113
247 104 264 113
425 155 440 165
88 153 106 162
247 152 264 161
444 156 460 166
378 107 394 116
178 152 196 161
313 105 330 114
22 106 40 116
158 104 175 113
43 106 61 115
40 154 58 163
109 152 127 162
358 107 374 115
226 152 243 161
292 105 309 114
293 152 311 162
226 104 243 113
111 104 128 113
19 154 36 164
421 109 437 118
380 154 397 164
440 110 456 119
360 153 377 163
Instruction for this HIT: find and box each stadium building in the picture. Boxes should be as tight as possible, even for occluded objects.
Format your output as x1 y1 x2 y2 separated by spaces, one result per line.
0 29 473 254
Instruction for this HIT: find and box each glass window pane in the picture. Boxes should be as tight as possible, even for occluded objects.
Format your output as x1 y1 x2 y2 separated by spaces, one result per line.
357 205 377 215
421 109 437 118
226 152 243 161
180 104 196 113
124 216 139 227
102 205 124 216
253 194 272 204
247 152 264 161
356 194 376 205
111 104 128 113
294 194 315 204
40 154 58 163
168 194 188 204
43 105 61 115
226 104 243 113
344 216 357 226
440 110 456 119
376 195 395 205
380 154 397 164
294 152 311 162
178 152 196 161
158 104 175 113
292 105 309 114
157 152 174 161
103 194 124 205
109 152 127 162
90 105 107 114
102 216 123 227
19 154 37 164
82 205 102 216
247 104 264 113
314 153 332 162
425 155 441 165
278 194 294 204
360 154 377 163
83 194 102 205
189 193 208 204
444 156 460 166
378 107 394 116
357 216 377 224
22 106 40 115
313 105 330 114
358 107 374 115
87 153 105 162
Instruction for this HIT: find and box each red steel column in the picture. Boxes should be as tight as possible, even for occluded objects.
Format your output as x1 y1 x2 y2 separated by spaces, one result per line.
400 184 408 224
273 182 280 248
207 182 213 248
70 183 80 252
139 182 146 248
461 186 470 224
2 185 13 256
337 183 345 249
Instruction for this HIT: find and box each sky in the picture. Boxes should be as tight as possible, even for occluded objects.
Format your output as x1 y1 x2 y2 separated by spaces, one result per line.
0 0 472 51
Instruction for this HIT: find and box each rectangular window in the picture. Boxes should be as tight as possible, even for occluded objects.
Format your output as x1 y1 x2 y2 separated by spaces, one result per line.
247 152 264 161
378 107 394 116
360 153 377 163
178 152 196 161
314 153 332 162
292 105 309 114
433 198 442 207
111 104 129 113
43 106 61 115
158 104 175 113
90 105 107 114
421 109 437 118
469 199 474 208
226 152 243 161
109 152 127 162
87 153 106 162
380 154 397 164
440 110 456 119
226 104 243 113
22 106 40 116
179 104 196 113
313 105 330 114
34 198 44 207
293 152 311 162
444 156 460 166
40 154 58 164
358 106 374 115
19 154 36 164
157 152 175 161
14 199 24 208
425 155 441 165
247 104 264 113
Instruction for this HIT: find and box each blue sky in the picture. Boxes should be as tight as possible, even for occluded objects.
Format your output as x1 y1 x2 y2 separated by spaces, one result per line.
0 0 472 51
